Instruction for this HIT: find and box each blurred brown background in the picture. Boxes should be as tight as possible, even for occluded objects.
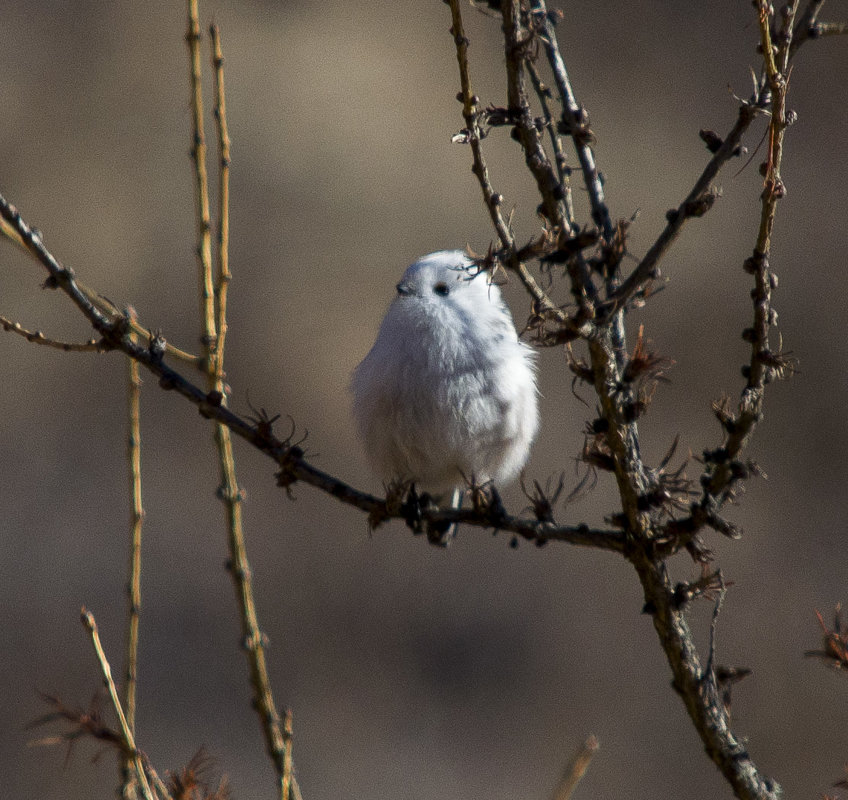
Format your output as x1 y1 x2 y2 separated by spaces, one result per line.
2 1 848 798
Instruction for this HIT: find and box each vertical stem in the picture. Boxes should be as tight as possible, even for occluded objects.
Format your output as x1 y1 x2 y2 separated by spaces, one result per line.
186 0 216 371
122 312 144 797
529 0 613 241
447 0 516 252
188 11 294 797
210 24 231 385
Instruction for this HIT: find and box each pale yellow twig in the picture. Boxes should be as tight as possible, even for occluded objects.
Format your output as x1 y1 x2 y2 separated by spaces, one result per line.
191 10 294 797
186 0 216 372
81 608 156 800
210 24 231 385
0 315 104 352
121 309 144 797
0 221 203 368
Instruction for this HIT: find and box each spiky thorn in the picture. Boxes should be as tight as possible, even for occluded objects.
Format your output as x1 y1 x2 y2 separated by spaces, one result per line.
671 566 734 610
712 395 738 436
622 324 673 386
520 473 566 523
638 436 695 517
366 478 411 532
245 396 282 441
540 227 600 266
594 217 630 279
273 418 309 496
566 343 594 386
398 484 430 537
468 480 508 528
805 605 848 669
166 748 230 800
581 434 616 473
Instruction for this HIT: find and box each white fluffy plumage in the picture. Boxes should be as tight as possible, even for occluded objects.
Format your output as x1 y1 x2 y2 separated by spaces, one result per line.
352 250 539 530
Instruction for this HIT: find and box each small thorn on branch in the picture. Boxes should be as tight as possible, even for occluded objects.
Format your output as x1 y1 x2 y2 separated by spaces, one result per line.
805 605 848 669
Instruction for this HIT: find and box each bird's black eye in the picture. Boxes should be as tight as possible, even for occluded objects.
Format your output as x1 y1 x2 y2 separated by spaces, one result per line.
433 282 450 296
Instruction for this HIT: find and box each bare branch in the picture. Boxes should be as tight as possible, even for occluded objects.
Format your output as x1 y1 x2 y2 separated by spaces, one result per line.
81 608 157 800
191 14 293 797
186 0 216 372
700 1 798 509
447 0 573 330
447 0 515 253
0 315 105 352
606 99 763 320
121 309 144 798
211 23 232 386
526 59 575 227
528 0 613 242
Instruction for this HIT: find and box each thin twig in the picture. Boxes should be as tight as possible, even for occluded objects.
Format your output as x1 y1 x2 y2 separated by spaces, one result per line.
121 309 144 798
84 287 204 368
0 220 204 367
526 59 575 227
790 1 848 53
210 24 231 386
529 0 612 242
447 0 515 252
502 0 569 229
186 0 216 372
146 764 172 800
703 0 798 508
605 97 763 319
0 315 104 351
199 18 294 798
812 19 848 36
81 608 156 800
705 570 727 682
283 710 295 800
446 0 578 330
549 735 599 800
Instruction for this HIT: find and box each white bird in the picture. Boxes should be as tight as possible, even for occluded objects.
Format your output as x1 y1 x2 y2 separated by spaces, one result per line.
352 250 539 543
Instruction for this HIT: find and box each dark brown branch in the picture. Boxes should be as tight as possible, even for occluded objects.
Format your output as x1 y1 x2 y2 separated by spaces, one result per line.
700 1 798 510
448 0 515 253
0 189 625 556
502 0 570 230
491 5 789 798
447 0 581 333
629 555 780 800
497 0 599 329
605 97 764 320
525 59 575 227
528 0 613 242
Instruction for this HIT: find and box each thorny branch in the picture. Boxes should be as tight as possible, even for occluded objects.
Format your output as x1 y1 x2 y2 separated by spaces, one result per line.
0 188 626 555
445 1 838 799
1 1 845 798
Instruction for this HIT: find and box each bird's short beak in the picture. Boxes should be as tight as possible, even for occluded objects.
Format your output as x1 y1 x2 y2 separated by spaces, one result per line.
396 282 412 296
